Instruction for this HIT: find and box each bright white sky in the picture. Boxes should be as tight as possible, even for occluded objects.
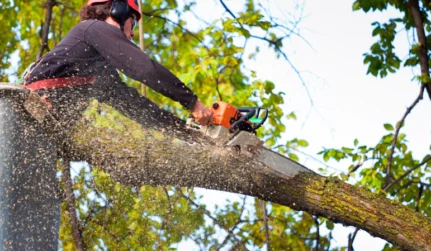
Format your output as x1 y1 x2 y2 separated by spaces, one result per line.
178 0 431 250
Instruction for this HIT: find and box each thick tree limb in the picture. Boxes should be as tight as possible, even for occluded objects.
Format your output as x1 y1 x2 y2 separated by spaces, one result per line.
62 103 431 251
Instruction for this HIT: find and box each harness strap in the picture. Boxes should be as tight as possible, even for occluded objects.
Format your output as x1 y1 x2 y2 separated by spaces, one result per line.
25 76 96 91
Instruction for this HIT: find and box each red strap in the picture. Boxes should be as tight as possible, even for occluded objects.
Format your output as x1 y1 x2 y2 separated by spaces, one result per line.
25 76 96 91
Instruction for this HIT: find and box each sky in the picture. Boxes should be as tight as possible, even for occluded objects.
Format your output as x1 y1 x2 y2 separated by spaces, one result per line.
178 0 431 250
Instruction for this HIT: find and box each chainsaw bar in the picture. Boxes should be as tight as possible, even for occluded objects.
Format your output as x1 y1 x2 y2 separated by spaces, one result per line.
257 147 313 177
195 123 313 177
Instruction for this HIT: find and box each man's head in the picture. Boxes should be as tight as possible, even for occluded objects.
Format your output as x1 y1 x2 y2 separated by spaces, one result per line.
87 0 141 21
80 0 141 40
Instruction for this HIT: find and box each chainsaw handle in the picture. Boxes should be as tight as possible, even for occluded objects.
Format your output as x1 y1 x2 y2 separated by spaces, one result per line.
229 108 256 133
233 107 268 132
250 107 268 130
229 107 268 133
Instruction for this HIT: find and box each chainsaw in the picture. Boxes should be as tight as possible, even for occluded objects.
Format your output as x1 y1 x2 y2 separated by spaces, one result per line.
188 101 313 178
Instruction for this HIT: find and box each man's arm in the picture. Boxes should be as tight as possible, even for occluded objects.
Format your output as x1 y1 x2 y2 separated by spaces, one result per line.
85 21 196 109
85 21 212 125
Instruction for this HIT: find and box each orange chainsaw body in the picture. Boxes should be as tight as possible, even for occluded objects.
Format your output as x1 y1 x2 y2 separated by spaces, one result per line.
210 101 240 129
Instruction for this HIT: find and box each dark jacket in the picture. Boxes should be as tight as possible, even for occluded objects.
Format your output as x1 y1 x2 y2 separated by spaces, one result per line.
26 20 196 131
27 19 197 110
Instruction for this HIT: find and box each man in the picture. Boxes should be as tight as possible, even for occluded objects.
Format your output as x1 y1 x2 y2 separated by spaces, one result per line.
24 0 212 131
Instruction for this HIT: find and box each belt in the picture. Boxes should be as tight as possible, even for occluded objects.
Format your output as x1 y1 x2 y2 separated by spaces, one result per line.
24 76 96 112
25 76 96 91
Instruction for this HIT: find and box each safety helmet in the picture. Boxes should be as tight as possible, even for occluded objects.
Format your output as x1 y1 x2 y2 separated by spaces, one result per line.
87 0 141 21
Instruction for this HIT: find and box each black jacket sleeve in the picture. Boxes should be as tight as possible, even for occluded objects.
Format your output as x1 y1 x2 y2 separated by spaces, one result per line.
84 21 198 110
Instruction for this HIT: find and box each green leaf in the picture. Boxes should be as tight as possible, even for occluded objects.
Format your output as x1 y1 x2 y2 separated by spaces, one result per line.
288 153 299 162
287 112 297 120
326 220 334 230
340 173 349 181
342 147 353 154
384 123 394 131
323 152 330 162
352 1 361 11
297 139 309 147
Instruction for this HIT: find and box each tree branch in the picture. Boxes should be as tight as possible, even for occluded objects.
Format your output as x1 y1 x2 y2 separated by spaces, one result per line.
176 188 249 250
63 159 85 251
348 162 364 175
259 200 271 251
217 196 247 250
219 0 314 105
384 154 431 191
314 217 320 251
416 183 424 212
219 0 239 21
385 84 425 187
348 228 359 251
408 0 431 99
37 0 56 60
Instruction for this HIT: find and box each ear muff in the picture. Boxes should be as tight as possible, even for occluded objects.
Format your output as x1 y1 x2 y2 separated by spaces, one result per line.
110 0 129 30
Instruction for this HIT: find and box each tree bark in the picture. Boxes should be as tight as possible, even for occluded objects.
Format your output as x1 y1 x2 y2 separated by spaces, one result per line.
62 101 431 251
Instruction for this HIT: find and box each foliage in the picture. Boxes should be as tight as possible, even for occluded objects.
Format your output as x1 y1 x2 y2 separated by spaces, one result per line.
349 0 431 217
316 0 431 249
353 0 428 79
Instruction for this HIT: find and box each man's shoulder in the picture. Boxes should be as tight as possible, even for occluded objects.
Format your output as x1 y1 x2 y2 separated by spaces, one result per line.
77 19 108 30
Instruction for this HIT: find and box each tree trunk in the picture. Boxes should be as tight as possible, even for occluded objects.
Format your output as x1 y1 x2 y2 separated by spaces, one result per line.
62 100 431 251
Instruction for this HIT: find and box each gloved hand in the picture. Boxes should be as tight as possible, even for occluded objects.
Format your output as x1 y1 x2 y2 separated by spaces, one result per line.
191 100 213 126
